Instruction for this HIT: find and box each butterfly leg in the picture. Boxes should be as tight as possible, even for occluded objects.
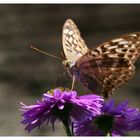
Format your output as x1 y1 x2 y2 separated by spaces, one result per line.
52 72 67 88
71 75 75 91
52 74 62 88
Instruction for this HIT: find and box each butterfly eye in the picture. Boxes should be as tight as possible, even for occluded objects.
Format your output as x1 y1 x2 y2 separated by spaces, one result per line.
65 64 69 68
62 61 71 68
66 61 71 68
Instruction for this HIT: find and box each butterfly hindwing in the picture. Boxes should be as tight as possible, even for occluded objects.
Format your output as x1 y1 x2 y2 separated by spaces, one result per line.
76 53 134 97
101 65 135 97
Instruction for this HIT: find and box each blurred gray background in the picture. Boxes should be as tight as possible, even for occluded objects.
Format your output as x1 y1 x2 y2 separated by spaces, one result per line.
0 4 140 136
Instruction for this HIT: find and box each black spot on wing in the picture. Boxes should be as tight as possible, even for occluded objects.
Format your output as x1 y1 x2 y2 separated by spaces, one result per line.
100 45 108 52
109 41 119 46
89 58 129 68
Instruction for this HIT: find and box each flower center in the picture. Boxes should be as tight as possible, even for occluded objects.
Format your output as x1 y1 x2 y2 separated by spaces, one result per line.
94 114 114 135
47 87 70 95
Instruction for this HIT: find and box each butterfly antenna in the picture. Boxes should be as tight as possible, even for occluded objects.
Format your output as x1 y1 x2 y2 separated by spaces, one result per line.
29 45 63 61
61 51 66 59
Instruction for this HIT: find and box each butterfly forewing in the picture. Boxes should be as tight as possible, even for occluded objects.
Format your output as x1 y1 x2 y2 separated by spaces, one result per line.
62 19 89 65
91 32 140 62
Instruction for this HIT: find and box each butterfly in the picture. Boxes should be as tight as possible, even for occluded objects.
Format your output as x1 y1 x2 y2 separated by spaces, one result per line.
62 19 140 98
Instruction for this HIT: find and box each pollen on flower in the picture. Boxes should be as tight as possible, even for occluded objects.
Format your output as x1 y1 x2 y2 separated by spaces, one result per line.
47 87 71 95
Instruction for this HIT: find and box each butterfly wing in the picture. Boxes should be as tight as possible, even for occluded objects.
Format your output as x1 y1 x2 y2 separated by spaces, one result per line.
76 32 140 97
91 32 140 62
62 19 89 65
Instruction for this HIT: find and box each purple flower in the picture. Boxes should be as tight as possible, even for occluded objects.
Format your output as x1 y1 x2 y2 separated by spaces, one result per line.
74 99 140 136
20 88 103 133
130 112 140 131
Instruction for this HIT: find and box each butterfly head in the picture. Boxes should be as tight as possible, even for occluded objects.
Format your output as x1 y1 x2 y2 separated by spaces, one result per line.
62 60 75 68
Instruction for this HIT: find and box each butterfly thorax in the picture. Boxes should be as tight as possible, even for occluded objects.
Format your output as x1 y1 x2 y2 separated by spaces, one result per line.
62 60 76 68
62 59 81 80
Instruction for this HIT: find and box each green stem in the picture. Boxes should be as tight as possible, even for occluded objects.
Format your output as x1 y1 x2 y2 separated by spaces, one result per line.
62 120 73 136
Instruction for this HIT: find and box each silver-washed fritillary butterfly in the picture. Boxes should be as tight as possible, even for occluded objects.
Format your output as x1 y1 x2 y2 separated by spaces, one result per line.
62 19 140 98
